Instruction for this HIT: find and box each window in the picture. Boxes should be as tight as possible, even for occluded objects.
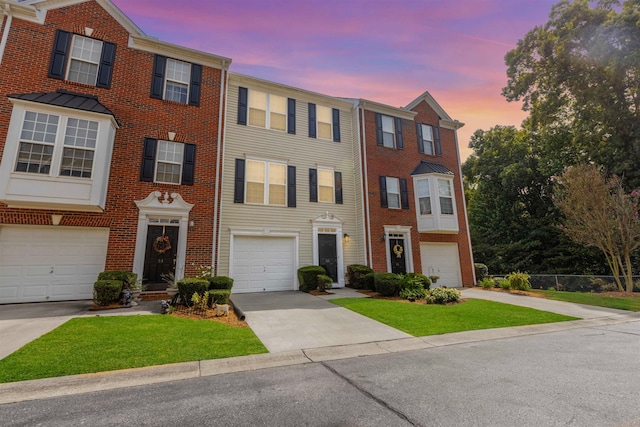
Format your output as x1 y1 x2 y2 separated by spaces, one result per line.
49 30 115 88
155 141 184 184
317 106 332 140
140 138 196 185
416 178 431 214
420 124 434 155
379 175 408 209
318 168 334 202
386 177 400 208
247 90 287 131
438 179 454 214
245 160 287 206
150 55 202 106
375 113 404 149
15 111 98 179
308 103 340 141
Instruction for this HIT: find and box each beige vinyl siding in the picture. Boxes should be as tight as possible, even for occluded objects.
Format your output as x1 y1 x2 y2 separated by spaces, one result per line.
218 76 365 279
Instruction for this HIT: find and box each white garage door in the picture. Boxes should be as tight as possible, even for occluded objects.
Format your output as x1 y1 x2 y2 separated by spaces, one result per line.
0 226 109 304
231 236 296 293
420 243 462 288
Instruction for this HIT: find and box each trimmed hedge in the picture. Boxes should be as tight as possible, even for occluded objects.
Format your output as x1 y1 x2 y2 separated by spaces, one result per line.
474 263 489 282
97 271 137 289
208 276 234 290
402 273 431 290
297 266 326 292
177 278 208 303
364 272 376 291
347 264 373 289
208 289 231 305
374 273 402 296
317 274 333 292
426 287 461 304
93 280 123 306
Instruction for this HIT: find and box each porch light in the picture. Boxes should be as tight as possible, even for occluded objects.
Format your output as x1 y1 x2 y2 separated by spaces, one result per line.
343 233 350 242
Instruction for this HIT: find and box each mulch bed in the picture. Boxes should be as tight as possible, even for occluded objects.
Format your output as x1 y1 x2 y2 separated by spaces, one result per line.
355 289 467 305
308 290 334 296
169 302 248 327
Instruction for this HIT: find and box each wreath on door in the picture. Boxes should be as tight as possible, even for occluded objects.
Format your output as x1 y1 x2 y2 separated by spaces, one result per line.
393 244 404 258
153 235 172 254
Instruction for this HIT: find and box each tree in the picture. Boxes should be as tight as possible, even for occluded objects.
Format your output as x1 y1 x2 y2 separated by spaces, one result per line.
503 0 640 188
554 164 640 292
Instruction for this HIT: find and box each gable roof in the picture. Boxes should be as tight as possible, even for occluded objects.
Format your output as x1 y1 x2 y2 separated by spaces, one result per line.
410 160 454 176
405 90 464 130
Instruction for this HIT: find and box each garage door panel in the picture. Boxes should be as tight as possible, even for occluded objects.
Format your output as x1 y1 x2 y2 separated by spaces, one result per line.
232 236 296 293
420 243 462 288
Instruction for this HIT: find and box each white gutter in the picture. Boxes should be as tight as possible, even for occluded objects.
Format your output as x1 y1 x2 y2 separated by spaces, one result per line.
0 4 13 68
214 64 230 274
359 102 373 267
454 128 476 285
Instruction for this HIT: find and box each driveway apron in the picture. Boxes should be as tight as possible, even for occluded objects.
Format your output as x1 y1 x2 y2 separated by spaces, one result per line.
231 290 411 353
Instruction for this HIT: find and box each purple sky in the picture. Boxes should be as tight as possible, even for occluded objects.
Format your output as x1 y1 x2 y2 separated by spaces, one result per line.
112 0 558 160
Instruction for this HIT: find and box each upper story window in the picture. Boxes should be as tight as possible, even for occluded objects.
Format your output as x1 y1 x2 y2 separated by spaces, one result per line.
418 124 434 156
438 179 454 215
151 55 202 106
379 175 408 209
412 174 458 233
309 168 343 204
375 113 404 149
318 168 335 203
308 103 341 142
417 122 442 156
246 160 287 206
140 138 196 185
49 30 116 89
416 178 431 214
237 87 297 134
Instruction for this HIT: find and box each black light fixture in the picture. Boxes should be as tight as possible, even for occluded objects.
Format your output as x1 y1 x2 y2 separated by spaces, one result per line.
343 233 350 242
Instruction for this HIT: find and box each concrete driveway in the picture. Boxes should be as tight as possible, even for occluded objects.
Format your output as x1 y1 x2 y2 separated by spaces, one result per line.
231 289 411 352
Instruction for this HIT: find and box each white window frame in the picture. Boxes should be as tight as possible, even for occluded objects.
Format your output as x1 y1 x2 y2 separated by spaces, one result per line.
316 105 333 140
412 174 459 233
381 115 396 148
421 124 435 155
66 34 103 86
438 178 454 215
245 159 287 206
318 167 334 203
248 89 287 132
154 140 184 185
386 176 401 209
416 177 431 215
164 58 191 104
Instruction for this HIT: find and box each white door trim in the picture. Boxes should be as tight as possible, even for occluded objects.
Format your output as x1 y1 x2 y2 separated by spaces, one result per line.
311 212 345 287
383 225 413 274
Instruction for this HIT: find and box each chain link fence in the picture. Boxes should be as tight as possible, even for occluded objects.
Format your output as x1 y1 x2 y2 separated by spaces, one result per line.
526 274 640 292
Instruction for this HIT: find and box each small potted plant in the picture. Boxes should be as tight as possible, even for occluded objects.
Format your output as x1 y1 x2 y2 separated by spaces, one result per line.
160 272 179 297
429 275 440 285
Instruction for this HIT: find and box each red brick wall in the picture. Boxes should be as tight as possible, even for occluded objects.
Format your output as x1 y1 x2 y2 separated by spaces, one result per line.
0 1 222 277
362 101 475 285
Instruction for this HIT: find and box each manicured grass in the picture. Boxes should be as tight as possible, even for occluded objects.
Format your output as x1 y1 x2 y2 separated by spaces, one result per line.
0 315 267 383
330 298 578 337
531 290 640 312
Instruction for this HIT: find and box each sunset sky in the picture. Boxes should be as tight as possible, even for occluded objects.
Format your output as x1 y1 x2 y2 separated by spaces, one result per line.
112 0 559 161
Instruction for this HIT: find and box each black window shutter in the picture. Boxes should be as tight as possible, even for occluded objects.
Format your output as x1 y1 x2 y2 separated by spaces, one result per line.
400 178 409 209
308 103 317 138
140 138 157 182
181 143 196 185
287 165 296 207
188 64 202 106
95 41 116 88
395 117 404 150
150 55 166 99
287 98 296 134
334 171 343 204
434 126 442 156
237 87 248 125
332 108 341 142
309 168 318 202
379 176 388 208
416 122 424 154
48 30 71 79
234 159 246 203
375 113 383 146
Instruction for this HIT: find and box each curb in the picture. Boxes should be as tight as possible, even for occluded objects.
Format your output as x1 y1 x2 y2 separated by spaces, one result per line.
1 312 638 406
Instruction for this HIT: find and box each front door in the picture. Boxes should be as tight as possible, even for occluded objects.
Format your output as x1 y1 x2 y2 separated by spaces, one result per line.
144 225 178 290
389 237 407 274
318 234 338 282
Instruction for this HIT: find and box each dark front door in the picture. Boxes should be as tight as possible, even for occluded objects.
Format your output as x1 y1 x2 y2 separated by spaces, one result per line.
318 234 338 282
389 237 407 274
144 225 178 290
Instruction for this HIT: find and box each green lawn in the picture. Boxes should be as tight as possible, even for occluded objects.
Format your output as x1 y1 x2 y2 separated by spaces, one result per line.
531 290 640 312
330 298 578 337
0 315 267 383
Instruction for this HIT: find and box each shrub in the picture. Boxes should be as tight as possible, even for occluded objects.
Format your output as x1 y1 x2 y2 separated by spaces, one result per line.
207 289 231 305
474 263 489 281
479 277 495 289
399 287 427 301
97 271 137 289
364 272 376 291
208 276 234 290
93 280 123 306
297 266 326 292
177 278 208 303
347 264 374 289
426 287 461 304
317 275 333 292
506 271 531 291
374 273 402 296
403 273 431 290
498 278 511 290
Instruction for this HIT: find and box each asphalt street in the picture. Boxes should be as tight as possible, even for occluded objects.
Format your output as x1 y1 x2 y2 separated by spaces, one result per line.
1 321 639 426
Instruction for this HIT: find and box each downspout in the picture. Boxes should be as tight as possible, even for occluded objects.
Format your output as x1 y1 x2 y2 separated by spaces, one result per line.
214 65 230 275
212 61 228 275
360 102 373 267
0 4 13 68
453 124 476 285
352 101 366 266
